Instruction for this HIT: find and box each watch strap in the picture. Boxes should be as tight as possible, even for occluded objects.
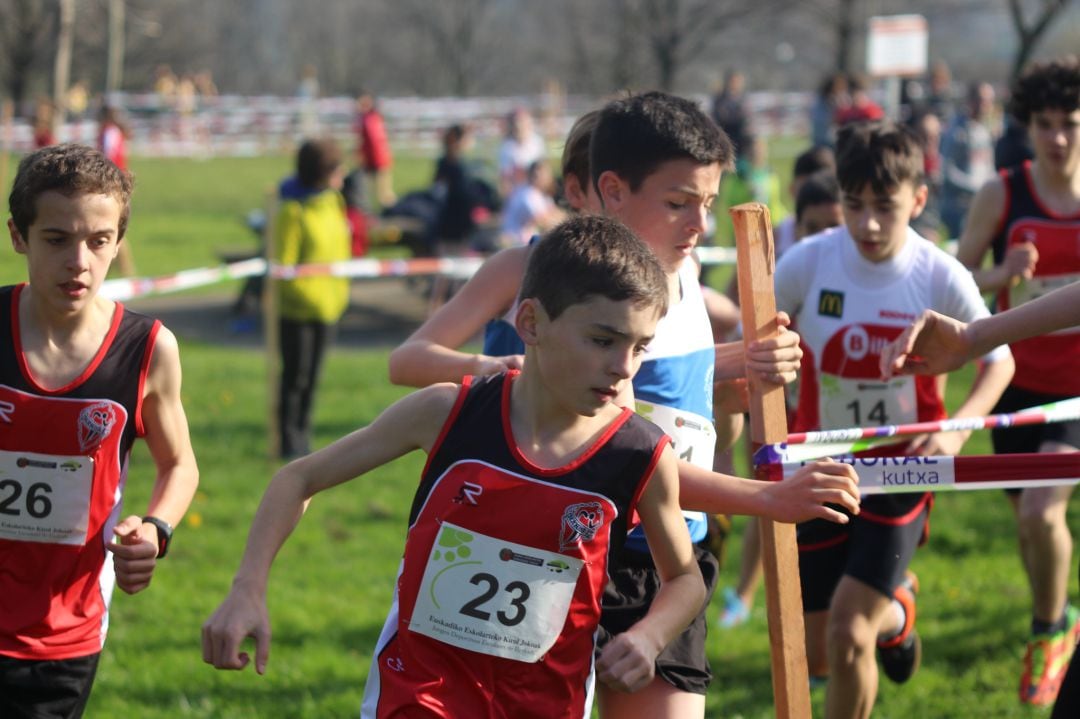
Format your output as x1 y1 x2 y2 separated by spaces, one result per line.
142 515 173 558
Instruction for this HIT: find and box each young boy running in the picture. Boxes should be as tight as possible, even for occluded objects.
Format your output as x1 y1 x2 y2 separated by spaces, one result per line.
774 120 1014 719
955 56 1080 707
0 143 200 717
202 215 706 718
392 91 860 717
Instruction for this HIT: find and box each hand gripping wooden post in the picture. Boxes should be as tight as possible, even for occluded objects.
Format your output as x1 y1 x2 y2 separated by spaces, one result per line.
730 202 812 718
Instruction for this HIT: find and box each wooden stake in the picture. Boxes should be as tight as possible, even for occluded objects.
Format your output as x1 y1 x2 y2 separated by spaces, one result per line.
262 188 281 459
0 100 12 197
730 202 811 718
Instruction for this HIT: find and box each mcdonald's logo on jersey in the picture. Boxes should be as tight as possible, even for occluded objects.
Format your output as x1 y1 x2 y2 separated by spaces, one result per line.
818 289 845 318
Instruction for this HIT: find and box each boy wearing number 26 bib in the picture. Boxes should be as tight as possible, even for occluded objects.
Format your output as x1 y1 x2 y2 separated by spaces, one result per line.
0 145 199 718
202 216 706 719
773 121 1014 719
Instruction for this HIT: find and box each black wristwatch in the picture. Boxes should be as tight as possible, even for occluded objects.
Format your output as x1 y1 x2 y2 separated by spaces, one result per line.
142 516 173 558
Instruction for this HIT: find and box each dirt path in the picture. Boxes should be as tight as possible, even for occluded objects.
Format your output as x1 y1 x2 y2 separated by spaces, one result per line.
127 277 437 350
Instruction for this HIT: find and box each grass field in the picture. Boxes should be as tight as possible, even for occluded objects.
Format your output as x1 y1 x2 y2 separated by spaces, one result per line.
2 148 1077 717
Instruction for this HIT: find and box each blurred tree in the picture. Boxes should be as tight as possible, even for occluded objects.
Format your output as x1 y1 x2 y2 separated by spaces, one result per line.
0 0 56 109
1007 0 1073 79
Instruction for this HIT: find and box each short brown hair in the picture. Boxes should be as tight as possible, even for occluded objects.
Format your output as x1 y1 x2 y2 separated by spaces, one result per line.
521 214 668 321
836 120 924 196
296 138 343 190
8 143 134 239
561 110 600 192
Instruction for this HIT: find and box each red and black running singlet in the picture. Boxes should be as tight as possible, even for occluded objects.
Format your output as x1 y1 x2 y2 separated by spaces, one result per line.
361 372 669 719
0 284 160 660
991 161 1080 396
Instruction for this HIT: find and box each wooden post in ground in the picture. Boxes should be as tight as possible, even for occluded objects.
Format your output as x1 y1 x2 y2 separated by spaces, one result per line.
262 188 281 459
0 100 12 197
730 202 811 719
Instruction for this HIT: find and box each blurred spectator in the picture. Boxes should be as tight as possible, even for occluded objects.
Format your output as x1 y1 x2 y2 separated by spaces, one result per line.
926 60 957 120
32 98 56 149
153 65 178 108
97 104 128 171
995 113 1034 171
717 136 787 247
711 69 753 162
499 158 565 247
835 73 885 127
354 92 396 211
940 81 998 239
434 124 496 254
912 110 944 243
497 107 545 197
97 104 136 276
66 80 89 120
274 138 351 459
297 64 320 137
773 145 836 258
794 170 844 240
811 73 850 149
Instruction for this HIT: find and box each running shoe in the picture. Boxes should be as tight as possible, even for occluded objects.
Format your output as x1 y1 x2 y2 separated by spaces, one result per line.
878 570 921 684
1019 604 1080 706
718 587 750 628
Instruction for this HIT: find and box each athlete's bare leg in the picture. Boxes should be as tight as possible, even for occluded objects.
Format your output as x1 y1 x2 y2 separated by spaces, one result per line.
824 576 895 719
1016 442 1077 625
597 678 706 719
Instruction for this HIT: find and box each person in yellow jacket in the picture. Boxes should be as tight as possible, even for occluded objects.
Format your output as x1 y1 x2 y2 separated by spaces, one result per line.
275 138 351 458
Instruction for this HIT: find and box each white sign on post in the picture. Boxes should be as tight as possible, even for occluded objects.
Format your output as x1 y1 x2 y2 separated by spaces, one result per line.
867 14 929 78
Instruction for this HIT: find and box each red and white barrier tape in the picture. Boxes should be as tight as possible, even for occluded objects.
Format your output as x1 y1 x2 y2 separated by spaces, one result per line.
759 452 1080 496
99 248 741 302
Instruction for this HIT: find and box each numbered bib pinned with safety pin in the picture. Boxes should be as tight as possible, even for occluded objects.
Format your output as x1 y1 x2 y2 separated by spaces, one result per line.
409 521 584 663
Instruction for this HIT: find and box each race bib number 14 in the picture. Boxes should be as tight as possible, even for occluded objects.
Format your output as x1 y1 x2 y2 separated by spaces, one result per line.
410 522 583 663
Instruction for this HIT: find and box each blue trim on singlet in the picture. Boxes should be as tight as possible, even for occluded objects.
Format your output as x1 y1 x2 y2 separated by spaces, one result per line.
631 347 716 421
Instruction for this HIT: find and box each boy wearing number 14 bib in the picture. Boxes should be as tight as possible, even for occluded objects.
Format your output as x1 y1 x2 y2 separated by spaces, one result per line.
774 121 1014 719
202 216 706 719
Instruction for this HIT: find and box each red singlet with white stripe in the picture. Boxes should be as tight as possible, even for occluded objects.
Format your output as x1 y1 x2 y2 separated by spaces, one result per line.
361 372 668 719
992 160 1080 396
0 284 159 660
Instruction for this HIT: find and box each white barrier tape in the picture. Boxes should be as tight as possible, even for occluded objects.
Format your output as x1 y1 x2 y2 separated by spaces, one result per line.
98 245 739 302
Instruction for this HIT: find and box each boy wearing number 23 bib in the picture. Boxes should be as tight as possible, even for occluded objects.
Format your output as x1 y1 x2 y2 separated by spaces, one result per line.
774 121 1014 719
202 216 706 719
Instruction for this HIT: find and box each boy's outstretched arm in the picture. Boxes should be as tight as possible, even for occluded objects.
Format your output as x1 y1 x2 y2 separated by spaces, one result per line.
677 458 860 523
596 446 704 693
201 383 459 674
714 311 802 385
388 247 528 387
107 327 199 594
881 283 1080 378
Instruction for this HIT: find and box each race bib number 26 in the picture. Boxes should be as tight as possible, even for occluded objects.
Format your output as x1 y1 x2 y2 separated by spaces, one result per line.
0 449 93 545
409 522 583 663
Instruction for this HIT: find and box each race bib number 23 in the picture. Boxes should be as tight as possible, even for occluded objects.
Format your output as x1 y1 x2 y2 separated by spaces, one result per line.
409 522 583 663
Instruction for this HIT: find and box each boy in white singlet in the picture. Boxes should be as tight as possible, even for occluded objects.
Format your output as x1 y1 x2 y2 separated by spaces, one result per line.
774 120 1014 719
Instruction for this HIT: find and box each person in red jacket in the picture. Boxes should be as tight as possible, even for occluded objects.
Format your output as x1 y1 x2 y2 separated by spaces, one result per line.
355 92 396 211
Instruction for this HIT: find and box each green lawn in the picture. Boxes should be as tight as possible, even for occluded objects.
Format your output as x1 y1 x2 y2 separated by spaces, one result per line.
2 151 1074 718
